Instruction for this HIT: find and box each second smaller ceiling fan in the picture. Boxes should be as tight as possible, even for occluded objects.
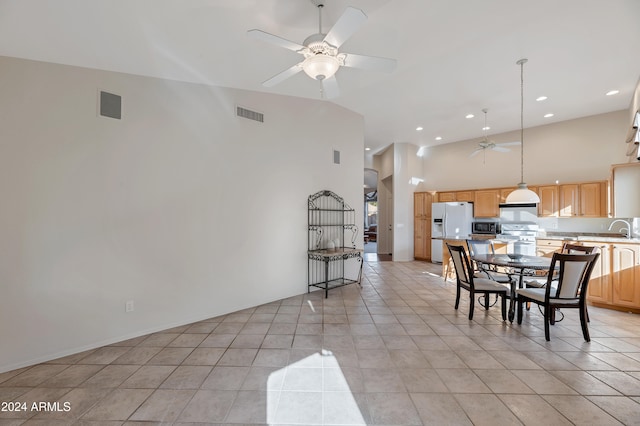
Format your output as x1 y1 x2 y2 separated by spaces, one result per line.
470 109 521 160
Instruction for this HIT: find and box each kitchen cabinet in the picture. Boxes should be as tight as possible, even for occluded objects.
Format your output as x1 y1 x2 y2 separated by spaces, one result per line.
611 243 640 309
612 162 640 217
474 189 500 217
455 191 475 202
437 192 456 202
499 187 516 203
414 192 433 261
536 239 565 257
585 243 612 304
559 181 607 217
537 185 559 217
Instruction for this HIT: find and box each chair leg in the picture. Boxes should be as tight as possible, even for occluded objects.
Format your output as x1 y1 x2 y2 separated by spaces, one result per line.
455 285 461 310
468 292 475 320
516 296 524 324
586 305 590 323
501 294 506 321
543 305 551 341
580 304 591 342
550 308 556 325
484 293 490 310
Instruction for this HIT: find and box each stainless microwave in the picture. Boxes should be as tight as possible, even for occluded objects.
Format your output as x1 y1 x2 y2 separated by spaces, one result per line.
472 221 499 235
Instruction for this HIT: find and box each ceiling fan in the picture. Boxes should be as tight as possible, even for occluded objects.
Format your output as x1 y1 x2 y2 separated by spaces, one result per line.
470 109 521 160
247 1 397 99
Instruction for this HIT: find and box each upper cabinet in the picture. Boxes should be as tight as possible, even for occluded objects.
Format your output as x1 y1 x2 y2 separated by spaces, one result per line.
474 189 500 217
559 181 607 217
537 185 559 217
436 191 473 202
414 192 433 218
612 162 640 218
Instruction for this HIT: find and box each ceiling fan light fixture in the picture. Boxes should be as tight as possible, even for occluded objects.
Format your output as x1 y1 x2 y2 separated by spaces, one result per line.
302 54 340 80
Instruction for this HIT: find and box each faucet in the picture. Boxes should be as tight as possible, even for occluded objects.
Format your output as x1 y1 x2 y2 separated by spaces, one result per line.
608 219 631 239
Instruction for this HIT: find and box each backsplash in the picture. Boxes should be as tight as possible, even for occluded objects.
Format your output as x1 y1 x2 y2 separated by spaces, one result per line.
537 216 636 237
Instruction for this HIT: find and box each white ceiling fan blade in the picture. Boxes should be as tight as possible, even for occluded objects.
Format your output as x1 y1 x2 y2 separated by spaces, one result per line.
324 7 367 49
321 75 340 99
343 53 397 73
496 141 521 146
491 146 511 153
247 29 305 52
469 148 483 157
262 63 303 87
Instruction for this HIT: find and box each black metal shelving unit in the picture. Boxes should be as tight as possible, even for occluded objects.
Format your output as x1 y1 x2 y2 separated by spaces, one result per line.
307 190 363 298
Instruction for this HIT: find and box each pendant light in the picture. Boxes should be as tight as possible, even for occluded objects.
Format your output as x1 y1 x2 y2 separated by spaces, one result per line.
505 58 540 204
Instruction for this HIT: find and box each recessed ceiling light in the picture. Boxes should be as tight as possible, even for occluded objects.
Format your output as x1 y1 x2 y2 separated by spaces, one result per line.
465 114 474 119
606 90 619 96
435 136 443 141
544 113 554 118
482 126 490 131
365 147 371 151
536 96 548 101
416 126 423 131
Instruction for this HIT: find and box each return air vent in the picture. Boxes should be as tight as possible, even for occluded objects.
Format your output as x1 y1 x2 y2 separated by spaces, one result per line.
236 106 264 123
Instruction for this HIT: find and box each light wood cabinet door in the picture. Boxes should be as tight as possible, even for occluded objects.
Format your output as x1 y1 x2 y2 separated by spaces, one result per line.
499 187 516 203
537 185 559 217
474 189 500 217
437 192 456 202
586 243 612 304
455 191 474 202
559 184 580 217
414 192 433 219
612 243 640 308
536 239 565 257
414 219 430 260
580 182 606 217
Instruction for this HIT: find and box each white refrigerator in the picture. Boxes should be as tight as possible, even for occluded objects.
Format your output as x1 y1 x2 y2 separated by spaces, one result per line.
431 202 474 263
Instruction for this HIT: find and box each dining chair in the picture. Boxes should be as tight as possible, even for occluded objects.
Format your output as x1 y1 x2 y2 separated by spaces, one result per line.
466 239 512 284
446 243 509 321
516 252 599 341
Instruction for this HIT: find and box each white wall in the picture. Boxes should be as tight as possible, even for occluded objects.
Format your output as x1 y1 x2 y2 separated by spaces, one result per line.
0 57 364 372
419 110 629 190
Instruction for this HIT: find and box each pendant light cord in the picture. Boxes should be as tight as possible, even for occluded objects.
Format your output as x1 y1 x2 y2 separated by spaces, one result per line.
517 58 528 185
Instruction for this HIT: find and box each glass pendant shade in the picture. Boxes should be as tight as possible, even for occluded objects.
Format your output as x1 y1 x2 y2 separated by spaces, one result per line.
505 182 540 203
302 54 339 80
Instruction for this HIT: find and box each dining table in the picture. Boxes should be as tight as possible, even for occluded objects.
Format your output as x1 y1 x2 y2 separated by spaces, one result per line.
470 253 553 322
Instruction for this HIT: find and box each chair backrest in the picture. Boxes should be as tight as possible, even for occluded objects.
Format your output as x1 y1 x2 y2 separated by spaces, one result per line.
447 243 472 285
466 239 495 257
562 243 596 254
547 252 599 300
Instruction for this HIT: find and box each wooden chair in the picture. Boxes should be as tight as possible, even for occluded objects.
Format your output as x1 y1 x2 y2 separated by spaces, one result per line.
446 243 509 321
516 252 599 341
466 239 512 284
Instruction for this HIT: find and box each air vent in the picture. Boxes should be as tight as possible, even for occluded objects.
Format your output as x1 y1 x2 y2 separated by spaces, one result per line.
236 106 264 123
100 91 122 119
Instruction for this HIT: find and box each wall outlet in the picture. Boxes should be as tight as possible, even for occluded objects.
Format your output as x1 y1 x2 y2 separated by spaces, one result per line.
125 300 134 313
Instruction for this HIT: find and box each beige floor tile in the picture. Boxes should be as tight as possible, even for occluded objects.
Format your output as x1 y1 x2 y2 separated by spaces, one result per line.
356 348 393 368
176 389 236 423
225 390 276 423
81 388 153 421
181 347 225 365
366 392 422 425
272 390 323 424
435 368 491 393
541 395 623 425
1 365 69 387
323 367 363 393
589 352 640 371
212 323 244 334
136 333 179 347
555 351 619 370
489 350 543 370
40 365 104 387
323 392 370 425
0 387 71 420
498 394 573 425
167 333 207 348
111 346 161 365
587 395 640 425
159 365 211 389
146 348 193 365
229 334 265 348
252 348 290 367
388 350 429 368
411 392 472 425
241 366 285 391
268 323 297 334
260 334 293 349
200 366 249 390
129 389 195 422
421 350 467 368
511 369 577 395
81 365 139 388
474 369 534 394
282 367 322 391
588 371 640 396
457 350 504 369
217 348 258 366
198 333 235 348
184 321 219 334
31 387 110 421
119 365 176 389
454 393 522 426
550 370 621 395
399 368 448 393
361 368 405 392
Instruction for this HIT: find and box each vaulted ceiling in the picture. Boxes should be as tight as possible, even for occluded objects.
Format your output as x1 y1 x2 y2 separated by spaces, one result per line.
1 0 639 156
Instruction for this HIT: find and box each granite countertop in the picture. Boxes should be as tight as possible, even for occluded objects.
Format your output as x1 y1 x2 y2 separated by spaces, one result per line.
538 232 640 243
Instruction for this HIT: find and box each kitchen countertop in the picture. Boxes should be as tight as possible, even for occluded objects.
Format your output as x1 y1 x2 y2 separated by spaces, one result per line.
537 232 640 243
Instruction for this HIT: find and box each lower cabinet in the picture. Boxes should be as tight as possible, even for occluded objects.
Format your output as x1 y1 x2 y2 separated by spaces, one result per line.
414 219 430 260
611 243 640 309
586 243 612 304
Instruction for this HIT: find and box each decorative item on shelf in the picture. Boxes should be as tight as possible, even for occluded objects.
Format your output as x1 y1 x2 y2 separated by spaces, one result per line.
505 58 541 204
326 240 335 251
333 238 341 249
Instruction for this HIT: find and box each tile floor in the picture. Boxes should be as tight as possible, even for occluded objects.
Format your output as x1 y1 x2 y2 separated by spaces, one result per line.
1 259 640 425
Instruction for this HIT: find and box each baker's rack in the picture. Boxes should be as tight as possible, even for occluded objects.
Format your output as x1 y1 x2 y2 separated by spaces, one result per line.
307 190 363 298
